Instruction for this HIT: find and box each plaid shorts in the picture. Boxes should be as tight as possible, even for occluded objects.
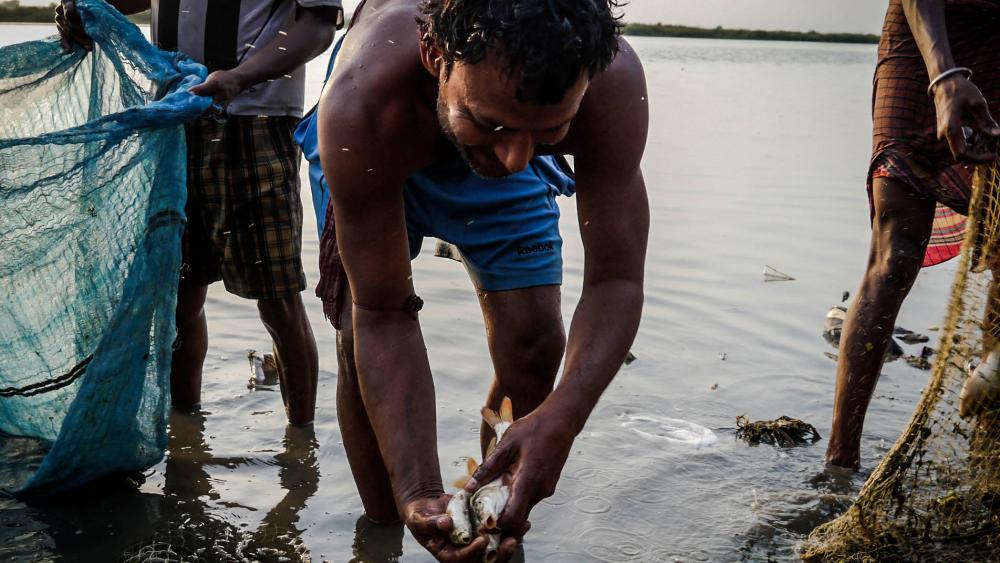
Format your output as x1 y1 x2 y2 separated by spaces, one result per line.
182 115 306 299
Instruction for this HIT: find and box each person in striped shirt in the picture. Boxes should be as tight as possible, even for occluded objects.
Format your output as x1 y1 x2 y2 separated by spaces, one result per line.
58 0 343 427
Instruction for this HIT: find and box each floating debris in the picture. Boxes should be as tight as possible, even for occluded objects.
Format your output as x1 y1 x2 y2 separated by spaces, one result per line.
433 240 463 262
894 326 930 344
903 349 933 371
823 306 846 344
763 264 795 282
736 415 821 447
247 351 279 389
823 305 903 360
959 347 1000 418
621 414 717 448
624 351 637 366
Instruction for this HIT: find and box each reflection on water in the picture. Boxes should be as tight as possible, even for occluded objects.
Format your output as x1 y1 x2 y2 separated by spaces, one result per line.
1 411 321 562
350 516 403 563
120 411 320 562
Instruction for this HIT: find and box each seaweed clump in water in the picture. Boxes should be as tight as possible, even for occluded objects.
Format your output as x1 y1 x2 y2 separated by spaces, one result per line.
735 415 821 447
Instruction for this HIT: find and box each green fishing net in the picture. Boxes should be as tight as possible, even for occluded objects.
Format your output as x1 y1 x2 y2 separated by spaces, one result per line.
0 0 210 495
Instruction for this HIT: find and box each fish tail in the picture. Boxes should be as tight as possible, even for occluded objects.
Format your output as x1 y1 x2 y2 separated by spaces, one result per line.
500 396 513 423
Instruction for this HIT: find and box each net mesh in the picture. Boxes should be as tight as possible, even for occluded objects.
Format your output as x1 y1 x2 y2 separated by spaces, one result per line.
0 0 209 495
803 147 1000 561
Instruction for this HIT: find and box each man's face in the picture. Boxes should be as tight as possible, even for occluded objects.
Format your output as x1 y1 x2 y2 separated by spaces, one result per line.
435 53 589 178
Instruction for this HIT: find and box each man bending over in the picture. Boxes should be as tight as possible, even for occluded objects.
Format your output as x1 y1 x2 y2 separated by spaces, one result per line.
311 0 649 559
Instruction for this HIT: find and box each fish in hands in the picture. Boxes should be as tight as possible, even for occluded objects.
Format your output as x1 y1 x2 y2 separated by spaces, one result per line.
448 397 515 562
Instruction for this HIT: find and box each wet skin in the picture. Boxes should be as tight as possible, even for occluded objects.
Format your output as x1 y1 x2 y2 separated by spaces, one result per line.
317 0 649 560
826 0 1000 470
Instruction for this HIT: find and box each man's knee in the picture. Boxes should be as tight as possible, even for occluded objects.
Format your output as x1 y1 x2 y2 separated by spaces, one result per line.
868 234 925 293
865 178 934 294
501 317 566 384
257 293 306 329
176 285 207 326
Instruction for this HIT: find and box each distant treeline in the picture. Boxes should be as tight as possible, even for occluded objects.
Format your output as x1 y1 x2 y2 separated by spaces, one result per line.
0 0 51 22
624 23 879 45
2 2 878 45
0 1 150 24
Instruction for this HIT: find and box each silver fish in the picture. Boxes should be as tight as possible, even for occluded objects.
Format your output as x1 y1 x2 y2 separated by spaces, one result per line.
469 477 509 563
475 396 514 562
447 397 516 560
470 478 509 532
446 490 473 546
450 458 508 561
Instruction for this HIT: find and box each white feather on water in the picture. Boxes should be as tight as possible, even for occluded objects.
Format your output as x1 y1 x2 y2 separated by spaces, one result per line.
619 415 718 448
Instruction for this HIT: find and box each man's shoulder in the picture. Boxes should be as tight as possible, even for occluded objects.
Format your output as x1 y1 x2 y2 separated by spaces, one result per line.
563 38 648 169
584 38 646 114
318 10 435 184
323 7 426 137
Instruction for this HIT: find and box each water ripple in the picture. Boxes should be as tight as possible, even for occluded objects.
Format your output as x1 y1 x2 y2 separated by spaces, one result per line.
573 495 612 514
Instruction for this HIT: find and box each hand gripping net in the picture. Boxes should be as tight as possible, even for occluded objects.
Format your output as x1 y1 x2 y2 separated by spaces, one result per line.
803 148 1000 561
0 0 209 495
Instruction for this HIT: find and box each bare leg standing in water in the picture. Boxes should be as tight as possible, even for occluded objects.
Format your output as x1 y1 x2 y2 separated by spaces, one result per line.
825 0 1000 470
826 178 935 470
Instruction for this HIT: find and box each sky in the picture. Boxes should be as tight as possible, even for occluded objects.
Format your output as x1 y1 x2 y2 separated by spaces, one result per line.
20 0 892 35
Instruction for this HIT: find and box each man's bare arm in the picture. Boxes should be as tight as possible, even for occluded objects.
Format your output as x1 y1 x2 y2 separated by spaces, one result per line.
548 45 650 437
468 42 650 535
190 5 339 104
902 0 1000 160
318 72 489 560
902 0 954 80
320 90 436 496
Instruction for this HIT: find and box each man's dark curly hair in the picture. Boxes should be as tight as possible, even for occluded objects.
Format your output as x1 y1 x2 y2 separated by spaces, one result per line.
417 0 623 104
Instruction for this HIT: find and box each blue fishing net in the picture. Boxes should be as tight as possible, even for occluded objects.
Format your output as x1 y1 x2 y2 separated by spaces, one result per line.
0 0 210 495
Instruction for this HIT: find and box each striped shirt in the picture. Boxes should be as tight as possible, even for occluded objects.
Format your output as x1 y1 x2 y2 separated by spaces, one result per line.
151 0 343 117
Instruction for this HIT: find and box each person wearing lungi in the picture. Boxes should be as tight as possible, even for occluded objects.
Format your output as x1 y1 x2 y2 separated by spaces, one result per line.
826 0 1000 470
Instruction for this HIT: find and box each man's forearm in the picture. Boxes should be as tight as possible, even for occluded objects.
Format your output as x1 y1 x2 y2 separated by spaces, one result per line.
902 0 955 79
230 6 338 92
542 279 643 434
353 310 444 507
